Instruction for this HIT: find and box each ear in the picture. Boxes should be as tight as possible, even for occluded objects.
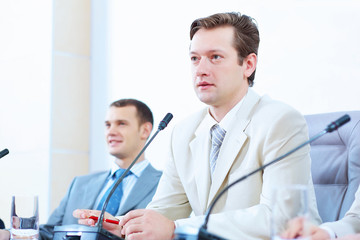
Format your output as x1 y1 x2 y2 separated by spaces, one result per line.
140 122 153 140
243 53 257 79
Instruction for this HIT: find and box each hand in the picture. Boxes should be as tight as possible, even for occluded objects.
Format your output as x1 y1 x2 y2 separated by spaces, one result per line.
11 216 20 229
281 217 306 239
281 217 330 240
72 209 122 236
119 209 175 240
311 228 331 240
0 230 10 240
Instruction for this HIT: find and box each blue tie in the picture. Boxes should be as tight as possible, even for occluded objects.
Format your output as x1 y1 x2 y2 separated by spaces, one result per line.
96 169 130 215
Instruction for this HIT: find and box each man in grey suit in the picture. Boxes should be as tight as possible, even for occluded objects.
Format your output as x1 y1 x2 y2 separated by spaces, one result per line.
0 98 162 240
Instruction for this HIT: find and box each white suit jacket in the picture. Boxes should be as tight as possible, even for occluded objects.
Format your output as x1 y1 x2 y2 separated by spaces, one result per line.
147 89 321 240
322 186 360 237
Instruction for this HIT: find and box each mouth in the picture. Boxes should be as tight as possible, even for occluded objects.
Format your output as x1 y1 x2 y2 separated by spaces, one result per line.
108 139 122 147
197 81 214 90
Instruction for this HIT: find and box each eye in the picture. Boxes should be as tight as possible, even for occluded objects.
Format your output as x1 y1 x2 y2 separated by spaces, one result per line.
212 54 222 60
117 121 127 126
190 55 199 62
105 123 110 128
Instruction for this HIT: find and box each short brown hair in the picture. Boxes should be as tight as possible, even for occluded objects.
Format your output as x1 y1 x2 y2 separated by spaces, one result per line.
190 12 260 87
110 99 153 127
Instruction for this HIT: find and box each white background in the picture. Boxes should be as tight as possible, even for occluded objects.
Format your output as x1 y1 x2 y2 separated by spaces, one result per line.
0 0 359 225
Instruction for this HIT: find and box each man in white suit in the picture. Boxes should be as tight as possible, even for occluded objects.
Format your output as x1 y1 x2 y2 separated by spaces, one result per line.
74 12 321 240
0 99 162 240
282 186 360 240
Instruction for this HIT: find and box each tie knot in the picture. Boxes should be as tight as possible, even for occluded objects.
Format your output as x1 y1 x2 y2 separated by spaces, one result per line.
114 169 131 179
211 124 226 146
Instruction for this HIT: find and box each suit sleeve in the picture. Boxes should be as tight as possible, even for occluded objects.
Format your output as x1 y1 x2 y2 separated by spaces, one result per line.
146 127 192 220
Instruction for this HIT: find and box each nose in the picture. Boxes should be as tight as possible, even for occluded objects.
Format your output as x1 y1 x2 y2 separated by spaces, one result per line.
195 58 210 77
106 125 117 136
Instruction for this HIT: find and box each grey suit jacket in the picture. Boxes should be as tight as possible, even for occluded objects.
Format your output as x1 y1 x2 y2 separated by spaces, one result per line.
40 163 162 239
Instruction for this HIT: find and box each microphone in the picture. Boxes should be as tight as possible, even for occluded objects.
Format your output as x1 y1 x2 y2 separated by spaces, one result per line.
0 149 9 159
53 113 173 240
174 114 351 240
325 114 350 132
159 113 173 130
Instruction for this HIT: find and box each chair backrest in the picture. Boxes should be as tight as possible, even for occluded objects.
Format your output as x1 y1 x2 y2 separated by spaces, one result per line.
305 111 360 222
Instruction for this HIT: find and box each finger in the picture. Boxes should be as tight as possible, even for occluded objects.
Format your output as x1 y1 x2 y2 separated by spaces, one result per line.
73 209 92 218
78 218 96 226
123 222 144 237
121 216 144 235
119 209 146 227
289 223 303 238
283 217 303 238
127 232 146 240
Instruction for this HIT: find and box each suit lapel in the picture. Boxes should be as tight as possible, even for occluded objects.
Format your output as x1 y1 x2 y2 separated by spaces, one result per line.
191 128 211 213
85 171 110 209
185 109 211 214
208 89 261 206
117 165 159 215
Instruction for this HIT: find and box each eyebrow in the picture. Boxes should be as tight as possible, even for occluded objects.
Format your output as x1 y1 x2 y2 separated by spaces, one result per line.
189 49 225 55
105 119 129 124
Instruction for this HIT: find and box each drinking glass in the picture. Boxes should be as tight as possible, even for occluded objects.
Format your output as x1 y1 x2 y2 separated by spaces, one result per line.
10 195 39 240
271 185 310 240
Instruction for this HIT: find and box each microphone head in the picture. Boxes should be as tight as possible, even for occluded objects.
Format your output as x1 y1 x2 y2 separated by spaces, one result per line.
158 113 173 130
0 148 9 159
325 114 351 132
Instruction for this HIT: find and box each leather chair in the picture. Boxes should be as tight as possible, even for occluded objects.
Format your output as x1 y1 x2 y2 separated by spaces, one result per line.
305 111 360 222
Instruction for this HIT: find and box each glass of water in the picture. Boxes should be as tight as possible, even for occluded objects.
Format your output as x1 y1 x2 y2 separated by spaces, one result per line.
10 195 39 240
271 185 310 240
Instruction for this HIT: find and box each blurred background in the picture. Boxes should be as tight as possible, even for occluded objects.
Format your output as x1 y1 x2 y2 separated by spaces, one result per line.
0 0 359 226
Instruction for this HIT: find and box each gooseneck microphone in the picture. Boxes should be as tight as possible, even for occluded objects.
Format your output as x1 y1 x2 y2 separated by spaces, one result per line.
193 114 350 240
0 149 9 159
53 113 173 240
97 113 173 230
325 114 351 132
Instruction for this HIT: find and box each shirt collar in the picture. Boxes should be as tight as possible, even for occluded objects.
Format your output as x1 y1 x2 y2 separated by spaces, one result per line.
110 159 149 178
206 92 247 132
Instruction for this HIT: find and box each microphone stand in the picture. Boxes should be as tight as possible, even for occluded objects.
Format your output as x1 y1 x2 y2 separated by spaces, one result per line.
174 114 350 240
54 113 173 240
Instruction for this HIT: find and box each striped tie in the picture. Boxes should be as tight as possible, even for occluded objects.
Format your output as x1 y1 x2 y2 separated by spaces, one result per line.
210 124 226 176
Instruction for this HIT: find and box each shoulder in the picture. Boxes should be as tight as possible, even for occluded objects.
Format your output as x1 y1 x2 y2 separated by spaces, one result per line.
72 170 109 183
253 95 306 128
242 95 308 143
172 108 207 137
144 163 162 178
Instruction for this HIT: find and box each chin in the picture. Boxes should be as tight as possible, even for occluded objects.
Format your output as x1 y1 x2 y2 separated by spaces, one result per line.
109 149 122 157
196 94 210 103
199 97 216 106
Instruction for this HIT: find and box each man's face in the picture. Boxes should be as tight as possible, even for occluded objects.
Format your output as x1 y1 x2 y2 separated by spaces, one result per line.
105 106 146 162
190 26 249 108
